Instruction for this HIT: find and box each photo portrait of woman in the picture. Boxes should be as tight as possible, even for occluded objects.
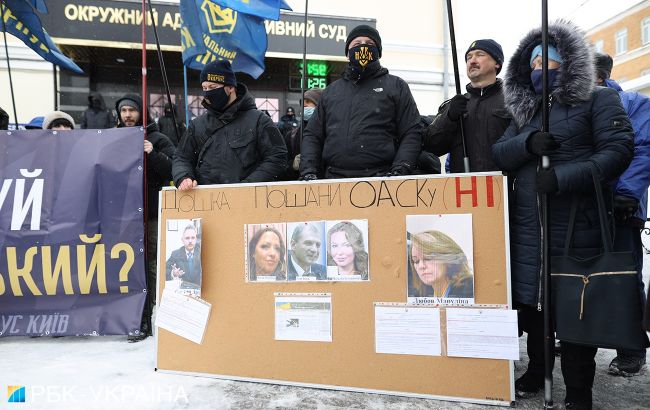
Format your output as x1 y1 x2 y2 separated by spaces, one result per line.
247 224 287 281
408 230 474 299
326 220 369 280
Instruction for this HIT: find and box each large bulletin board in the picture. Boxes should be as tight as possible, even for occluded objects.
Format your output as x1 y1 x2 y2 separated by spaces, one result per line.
156 173 513 405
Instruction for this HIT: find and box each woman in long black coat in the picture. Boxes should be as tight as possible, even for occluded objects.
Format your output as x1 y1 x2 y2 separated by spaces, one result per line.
492 20 634 409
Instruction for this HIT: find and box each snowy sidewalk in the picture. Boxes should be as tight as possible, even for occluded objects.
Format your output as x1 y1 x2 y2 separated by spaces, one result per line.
2 255 649 409
1 332 649 409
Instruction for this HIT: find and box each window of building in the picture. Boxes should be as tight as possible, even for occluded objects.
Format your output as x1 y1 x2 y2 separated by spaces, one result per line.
594 39 604 52
615 29 628 55
643 18 650 45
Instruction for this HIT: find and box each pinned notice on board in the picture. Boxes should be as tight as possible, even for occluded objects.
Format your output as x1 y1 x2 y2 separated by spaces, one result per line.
274 293 332 342
446 308 519 360
374 304 442 356
155 288 212 344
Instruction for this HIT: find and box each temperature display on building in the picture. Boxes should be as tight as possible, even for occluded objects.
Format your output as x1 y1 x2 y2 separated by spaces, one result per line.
290 61 330 90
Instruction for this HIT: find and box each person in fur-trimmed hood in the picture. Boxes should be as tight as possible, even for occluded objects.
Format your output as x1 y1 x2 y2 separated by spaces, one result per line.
492 20 635 409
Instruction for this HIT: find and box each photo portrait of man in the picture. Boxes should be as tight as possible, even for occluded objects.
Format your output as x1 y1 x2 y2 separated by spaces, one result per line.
165 223 202 290
288 222 327 281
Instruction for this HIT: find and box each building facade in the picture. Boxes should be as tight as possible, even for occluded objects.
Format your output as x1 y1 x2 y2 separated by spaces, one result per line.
587 0 650 94
1 0 449 126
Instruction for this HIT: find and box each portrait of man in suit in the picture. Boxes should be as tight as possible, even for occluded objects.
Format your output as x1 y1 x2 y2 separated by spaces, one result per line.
288 222 326 281
165 223 202 289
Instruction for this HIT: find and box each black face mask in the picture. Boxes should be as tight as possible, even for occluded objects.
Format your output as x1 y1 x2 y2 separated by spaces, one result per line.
348 45 379 70
203 87 230 111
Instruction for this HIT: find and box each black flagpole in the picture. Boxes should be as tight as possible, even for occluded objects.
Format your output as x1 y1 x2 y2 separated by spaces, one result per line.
146 0 181 144
541 0 554 408
299 0 308 138
1 0 19 129
445 0 470 173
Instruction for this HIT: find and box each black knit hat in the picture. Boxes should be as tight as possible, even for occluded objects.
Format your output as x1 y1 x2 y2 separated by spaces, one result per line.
594 52 613 80
345 24 382 58
200 60 237 86
465 39 504 74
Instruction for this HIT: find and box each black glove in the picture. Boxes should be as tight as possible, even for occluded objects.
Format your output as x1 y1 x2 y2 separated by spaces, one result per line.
526 131 560 156
300 173 317 181
613 195 639 221
447 94 469 121
386 164 410 177
535 168 558 193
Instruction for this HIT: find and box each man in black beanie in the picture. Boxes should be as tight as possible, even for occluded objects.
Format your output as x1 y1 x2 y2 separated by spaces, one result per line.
173 59 287 190
425 39 510 173
115 93 175 342
300 24 422 179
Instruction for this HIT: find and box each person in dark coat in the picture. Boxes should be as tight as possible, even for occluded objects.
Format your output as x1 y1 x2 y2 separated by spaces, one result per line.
492 20 634 409
299 25 422 179
116 92 175 341
280 88 323 180
0 107 8 130
165 224 202 287
278 106 298 136
173 60 287 190
157 103 186 146
594 53 650 377
81 92 115 129
425 39 510 173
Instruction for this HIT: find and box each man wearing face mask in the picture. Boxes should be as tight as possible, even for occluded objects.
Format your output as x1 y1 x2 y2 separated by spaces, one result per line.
299 25 422 179
157 103 186 146
280 88 322 180
425 39 510 173
173 60 287 189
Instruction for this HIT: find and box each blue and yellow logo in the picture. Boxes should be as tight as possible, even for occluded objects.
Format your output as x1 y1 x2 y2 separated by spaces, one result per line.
201 1 237 34
8 386 26 403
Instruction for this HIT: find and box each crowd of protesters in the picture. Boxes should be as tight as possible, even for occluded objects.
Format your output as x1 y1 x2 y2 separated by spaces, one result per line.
2 20 649 409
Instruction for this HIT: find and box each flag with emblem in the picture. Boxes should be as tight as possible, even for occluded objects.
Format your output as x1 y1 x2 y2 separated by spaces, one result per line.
208 0 291 20
180 0 271 79
1 0 83 73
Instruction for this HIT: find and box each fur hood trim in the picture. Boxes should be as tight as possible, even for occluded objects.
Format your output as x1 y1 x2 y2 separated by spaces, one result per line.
504 19 595 128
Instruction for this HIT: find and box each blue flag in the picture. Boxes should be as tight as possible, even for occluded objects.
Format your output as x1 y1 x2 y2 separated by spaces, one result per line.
208 0 291 21
180 0 267 79
1 0 83 74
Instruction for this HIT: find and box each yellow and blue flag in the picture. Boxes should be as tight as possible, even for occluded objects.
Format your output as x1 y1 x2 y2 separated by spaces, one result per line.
180 0 273 79
1 0 83 73
208 0 291 21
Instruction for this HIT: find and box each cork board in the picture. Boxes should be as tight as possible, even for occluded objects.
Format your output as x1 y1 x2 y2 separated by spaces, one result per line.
156 173 513 405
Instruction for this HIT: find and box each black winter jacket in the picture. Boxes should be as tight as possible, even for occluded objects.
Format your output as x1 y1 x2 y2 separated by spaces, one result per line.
82 92 115 129
300 63 422 178
172 83 287 186
115 93 175 219
425 79 510 173
158 115 186 146
492 21 634 307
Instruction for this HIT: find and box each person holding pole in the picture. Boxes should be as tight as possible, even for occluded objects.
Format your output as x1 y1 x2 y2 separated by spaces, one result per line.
492 20 634 409
299 25 422 180
425 39 510 173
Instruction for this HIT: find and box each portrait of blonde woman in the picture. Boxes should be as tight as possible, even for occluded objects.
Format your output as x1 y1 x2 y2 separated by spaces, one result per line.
326 220 369 280
407 229 474 300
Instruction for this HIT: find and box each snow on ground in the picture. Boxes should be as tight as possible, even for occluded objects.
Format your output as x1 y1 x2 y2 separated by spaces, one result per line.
1 244 649 410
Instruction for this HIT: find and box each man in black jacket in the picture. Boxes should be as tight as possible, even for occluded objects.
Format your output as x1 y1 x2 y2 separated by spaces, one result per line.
425 39 510 173
299 25 422 179
173 60 287 189
81 92 115 129
116 93 175 341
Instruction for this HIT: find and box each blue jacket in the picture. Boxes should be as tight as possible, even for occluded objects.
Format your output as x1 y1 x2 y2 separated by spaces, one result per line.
605 79 650 224
492 22 634 307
